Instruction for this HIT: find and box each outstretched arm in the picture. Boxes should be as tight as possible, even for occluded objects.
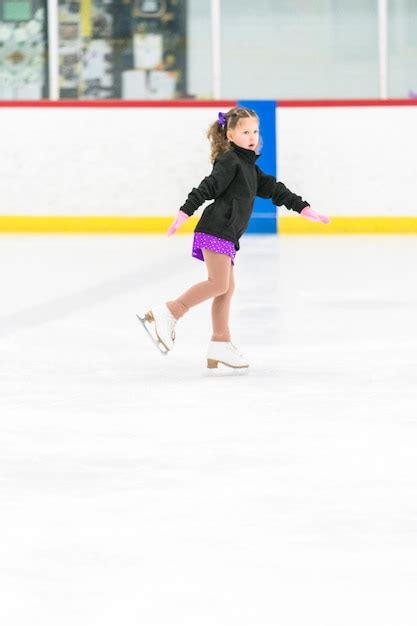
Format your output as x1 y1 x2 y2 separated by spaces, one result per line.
256 166 330 223
167 153 238 236
179 153 238 217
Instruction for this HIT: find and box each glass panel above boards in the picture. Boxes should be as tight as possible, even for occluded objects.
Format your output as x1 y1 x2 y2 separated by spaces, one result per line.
58 0 188 100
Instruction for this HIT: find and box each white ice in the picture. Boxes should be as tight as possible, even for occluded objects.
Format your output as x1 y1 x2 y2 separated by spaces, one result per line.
1 234 417 626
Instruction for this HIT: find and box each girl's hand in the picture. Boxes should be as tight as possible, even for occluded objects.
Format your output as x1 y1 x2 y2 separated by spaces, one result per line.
167 210 189 236
300 206 330 224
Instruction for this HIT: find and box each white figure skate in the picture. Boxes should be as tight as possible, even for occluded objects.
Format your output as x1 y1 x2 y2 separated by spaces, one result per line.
137 304 177 355
206 341 249 370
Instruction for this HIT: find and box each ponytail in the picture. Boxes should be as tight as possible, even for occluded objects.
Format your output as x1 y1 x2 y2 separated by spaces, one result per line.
207 120 230 162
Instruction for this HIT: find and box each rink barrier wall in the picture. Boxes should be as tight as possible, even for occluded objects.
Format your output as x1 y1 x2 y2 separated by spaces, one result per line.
1 99 417 235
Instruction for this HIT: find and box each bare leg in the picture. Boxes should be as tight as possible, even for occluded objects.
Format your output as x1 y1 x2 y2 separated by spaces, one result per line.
211 263 234 342
166 249 232 320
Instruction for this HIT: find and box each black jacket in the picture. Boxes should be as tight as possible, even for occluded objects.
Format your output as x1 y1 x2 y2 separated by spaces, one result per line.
179 142 309 251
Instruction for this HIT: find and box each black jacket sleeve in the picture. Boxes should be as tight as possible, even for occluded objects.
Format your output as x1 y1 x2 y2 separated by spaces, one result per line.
179 152 238 216
255 166 309 213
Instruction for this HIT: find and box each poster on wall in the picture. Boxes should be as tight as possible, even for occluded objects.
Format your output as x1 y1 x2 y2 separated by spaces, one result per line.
0 0 48 100
58 0 187 100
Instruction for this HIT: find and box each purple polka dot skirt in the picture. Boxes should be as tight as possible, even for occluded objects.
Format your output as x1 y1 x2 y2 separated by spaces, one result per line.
192 232 236 265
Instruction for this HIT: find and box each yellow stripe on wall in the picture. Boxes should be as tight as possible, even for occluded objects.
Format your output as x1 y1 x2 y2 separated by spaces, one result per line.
279 216 417 234
0 215 416 234
0 216 199 234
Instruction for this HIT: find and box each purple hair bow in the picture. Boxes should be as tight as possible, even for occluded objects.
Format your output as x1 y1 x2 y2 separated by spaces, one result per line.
217 111 227 129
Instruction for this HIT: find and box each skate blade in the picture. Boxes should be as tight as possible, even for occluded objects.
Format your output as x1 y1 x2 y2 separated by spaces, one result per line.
136 314 169 356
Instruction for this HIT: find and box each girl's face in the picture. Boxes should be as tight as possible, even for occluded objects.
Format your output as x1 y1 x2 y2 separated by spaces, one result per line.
227 116 259 151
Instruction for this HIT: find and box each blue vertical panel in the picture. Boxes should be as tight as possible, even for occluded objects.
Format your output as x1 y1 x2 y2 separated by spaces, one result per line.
238 99 277 234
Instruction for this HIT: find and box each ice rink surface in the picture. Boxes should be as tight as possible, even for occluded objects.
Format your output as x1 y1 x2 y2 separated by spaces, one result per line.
1 233 417 626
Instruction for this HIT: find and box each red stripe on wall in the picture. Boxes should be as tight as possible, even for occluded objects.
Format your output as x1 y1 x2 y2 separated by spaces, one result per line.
0 100 237 108
1 98 416 108
278 99 417 107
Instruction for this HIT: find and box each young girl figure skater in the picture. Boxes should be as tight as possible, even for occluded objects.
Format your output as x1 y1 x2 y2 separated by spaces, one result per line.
138 106 330 369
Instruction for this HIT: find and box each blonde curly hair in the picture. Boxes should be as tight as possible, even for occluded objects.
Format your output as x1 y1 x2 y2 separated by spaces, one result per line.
207 107 259 162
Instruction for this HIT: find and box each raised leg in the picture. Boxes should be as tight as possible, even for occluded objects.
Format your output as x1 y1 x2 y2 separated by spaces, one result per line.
166 249 232 320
